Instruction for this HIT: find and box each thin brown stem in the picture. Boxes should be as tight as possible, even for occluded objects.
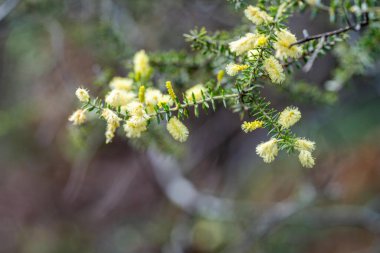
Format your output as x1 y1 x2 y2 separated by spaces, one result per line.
291 13 370 47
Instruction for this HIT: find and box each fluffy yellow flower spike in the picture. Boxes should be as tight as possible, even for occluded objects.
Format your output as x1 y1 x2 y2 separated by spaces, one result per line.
68 109 86 125
241 120 263 133
105 123 117 144
256 138 278 163
244 6 273 25
133 50 151 80
167 117 189 143
185 84 206 102
274 29 302 59
109 77 133 91
225 63 249 76
101 109 121 128
295 138 315 152
298 150 315 168
229 33 257 55
125 101 148 118
101 109 122 143
123 116 148 138
278 106 301 128
166 81 177 101
75 88 90 103
255 35 268 47
105 89 136 107
138 85 146 103
263 56 285 84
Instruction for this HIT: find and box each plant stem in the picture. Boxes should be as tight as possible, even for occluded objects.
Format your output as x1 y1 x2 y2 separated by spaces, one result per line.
291 13 370 46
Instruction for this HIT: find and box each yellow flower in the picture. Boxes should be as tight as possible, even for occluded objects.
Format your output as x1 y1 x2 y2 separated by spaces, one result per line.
138 85 146 103
75 88 90 103
256 138 278 163
167 117 189 142
241 120 263 133
157 95 172 107
229 33 257 55
144 88 173 113
295 138 315 152
244 6 273 25
109 77 133 91
255 35 268 47
105 123 118 144
101 109 121 143
101 109 121 128
105 89 136 107
125 101 149 118
274 29 302 59
133 50 151 80
278 106 301 128
298 150 315 168
263 56 285 84
144 88 162 106
68 109 86 125
225 63 249 76
123 116 148 138
185 84 206 102
166 81 177 101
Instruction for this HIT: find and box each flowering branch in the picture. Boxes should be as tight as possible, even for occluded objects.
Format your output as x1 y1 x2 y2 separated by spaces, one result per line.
68 0 379 168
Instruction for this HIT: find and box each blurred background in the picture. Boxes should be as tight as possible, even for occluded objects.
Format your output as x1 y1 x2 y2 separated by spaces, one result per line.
0 0 380 252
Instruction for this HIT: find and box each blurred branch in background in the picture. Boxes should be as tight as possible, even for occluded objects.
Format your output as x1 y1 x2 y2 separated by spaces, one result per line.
147 146 235 220
0 0 19 21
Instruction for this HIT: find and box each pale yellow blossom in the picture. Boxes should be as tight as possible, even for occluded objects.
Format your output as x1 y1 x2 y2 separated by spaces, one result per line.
101 108 121 128
295 138 315 152
185 84 207 102
263 56 285 84
75 88 90 103
134 50 151 79
123 116 148 138
244 6 273 25
105 89 136 107
68 109 86 125
278 106 301 128
109 77 133 91
225 63 249 76
167 117 189 142
229 33 258 55
256 138 278 163
274 29 302 59
298 150 315 168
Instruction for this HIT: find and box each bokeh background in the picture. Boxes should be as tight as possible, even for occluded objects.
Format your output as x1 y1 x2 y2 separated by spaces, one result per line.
0 0 380 253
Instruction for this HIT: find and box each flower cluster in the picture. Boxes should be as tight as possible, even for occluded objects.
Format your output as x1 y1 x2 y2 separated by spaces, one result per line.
278 106 301 128
241 120 263 133
244 6 273 25
274 29 302 60
226 63 249 76
227 5 303 84
68 51 194 144
243 105 315 168
166 117 189 143
295 138 316 168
